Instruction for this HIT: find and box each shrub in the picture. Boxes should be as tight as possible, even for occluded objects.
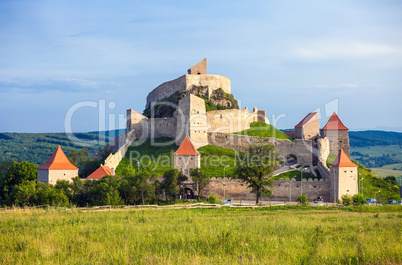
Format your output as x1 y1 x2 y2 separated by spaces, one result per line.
298 194 308 205
352 194 365 206
342 194 353 206
208 194 219 204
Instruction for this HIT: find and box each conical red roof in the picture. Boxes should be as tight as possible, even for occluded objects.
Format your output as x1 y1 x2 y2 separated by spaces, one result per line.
330 149 357 167
38 146 79 170
174 135 201 156
322 112 348 130
87 166 112 179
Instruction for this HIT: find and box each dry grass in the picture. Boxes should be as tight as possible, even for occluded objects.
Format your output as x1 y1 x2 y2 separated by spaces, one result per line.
0 207 401 264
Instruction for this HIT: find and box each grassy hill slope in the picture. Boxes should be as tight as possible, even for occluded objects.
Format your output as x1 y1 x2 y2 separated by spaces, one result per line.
234 122 293 141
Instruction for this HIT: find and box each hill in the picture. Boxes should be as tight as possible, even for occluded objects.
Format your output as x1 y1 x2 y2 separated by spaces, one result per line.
349 130 402 147
0 130 124 166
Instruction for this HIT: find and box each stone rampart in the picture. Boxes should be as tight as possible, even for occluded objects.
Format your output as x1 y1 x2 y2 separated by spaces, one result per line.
206 108 268 134
207 133 313 165
270 178 330 202
145 74 231 109
202 177 330 202
104 130 136 171
317 161 331 179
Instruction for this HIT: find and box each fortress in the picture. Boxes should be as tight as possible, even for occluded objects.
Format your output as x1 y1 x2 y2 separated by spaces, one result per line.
38 59 358 202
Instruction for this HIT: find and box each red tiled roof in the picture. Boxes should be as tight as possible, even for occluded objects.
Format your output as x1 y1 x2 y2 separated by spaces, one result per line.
174 135 201 156
38 146 79 170
295 112 318 128
322 112 348 130
330 149 357 167
86 166 112 179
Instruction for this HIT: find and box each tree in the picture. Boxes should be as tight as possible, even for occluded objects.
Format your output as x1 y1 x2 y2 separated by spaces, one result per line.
190 168 209 199
0 161 37 205
161 169 181 202
87 175 123 206
234 141 278 204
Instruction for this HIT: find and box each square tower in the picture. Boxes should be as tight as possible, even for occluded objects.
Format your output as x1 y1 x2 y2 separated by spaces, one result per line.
175 94 208 148
321 112 350 156
329 149 358 202
174 135 201 176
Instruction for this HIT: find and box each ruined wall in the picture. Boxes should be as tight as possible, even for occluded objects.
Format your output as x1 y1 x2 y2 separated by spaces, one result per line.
127 109 147 131
206 107 269 134
208 133 313 165
145 74 231 109
187 58 207 75
202 177 331 202
321 129 350 157
283 129 296 139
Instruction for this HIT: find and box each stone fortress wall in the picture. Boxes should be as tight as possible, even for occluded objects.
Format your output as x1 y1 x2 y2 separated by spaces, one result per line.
207 132 315 165
203 177 330 202
145 75 231 109
145 58 231 109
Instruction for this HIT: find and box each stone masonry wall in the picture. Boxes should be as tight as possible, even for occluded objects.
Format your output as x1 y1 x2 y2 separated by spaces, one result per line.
206 108 265 134
145 74 231 109
202 177 331 202
208 133 313 165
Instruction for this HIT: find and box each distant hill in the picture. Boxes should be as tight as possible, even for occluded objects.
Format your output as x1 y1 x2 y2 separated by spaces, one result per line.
0 129 125 166
349 130 402 147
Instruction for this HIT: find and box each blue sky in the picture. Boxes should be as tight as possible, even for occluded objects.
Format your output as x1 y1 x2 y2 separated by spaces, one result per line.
1 0 401 133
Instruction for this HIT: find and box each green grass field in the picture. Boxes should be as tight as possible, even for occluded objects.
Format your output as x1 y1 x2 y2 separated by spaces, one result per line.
1 207 401 264
371 168 402 179
234 122 293 142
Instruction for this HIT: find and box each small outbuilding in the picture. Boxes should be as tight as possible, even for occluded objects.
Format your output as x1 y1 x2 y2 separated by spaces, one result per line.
37 145 79 184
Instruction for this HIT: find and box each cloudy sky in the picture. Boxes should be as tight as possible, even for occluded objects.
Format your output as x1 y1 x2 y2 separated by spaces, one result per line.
1 0 401 133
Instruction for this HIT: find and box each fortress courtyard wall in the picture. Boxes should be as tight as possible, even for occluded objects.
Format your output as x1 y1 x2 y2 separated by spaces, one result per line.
206 108 263 134
207 132 313 165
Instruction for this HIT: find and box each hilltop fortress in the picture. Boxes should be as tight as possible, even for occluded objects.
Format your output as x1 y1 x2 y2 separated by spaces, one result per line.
39 59 358 202
126 58 269 148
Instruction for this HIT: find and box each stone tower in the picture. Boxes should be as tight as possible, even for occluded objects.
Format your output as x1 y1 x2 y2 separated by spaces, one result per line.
37 146 79 184
321 112 350 156
174 135 201 176
175 94 208 148
329 149 358 202
294 112 320 140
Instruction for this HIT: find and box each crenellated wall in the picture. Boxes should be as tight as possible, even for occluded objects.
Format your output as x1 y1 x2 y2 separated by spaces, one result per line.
202 177 331 202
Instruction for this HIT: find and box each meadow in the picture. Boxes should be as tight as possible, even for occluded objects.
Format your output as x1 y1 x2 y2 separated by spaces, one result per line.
1 206 401 264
